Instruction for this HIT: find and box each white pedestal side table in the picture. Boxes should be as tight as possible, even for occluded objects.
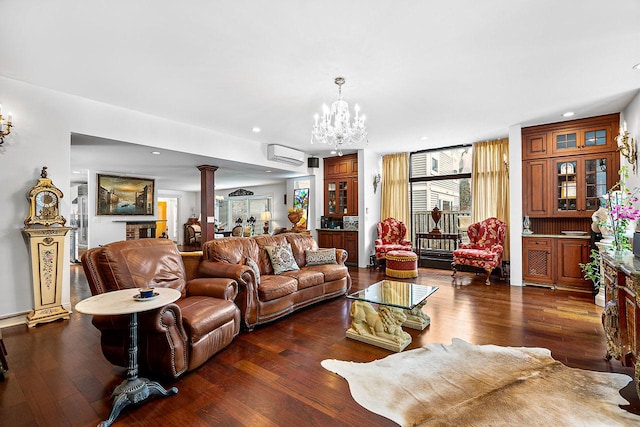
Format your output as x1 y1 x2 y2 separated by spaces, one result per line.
75 287 181 427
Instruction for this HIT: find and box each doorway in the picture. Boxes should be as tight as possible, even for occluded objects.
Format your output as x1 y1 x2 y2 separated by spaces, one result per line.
159 197 179 242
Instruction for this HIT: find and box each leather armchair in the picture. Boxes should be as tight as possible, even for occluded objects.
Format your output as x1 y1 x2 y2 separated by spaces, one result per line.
375 218 412 267
81 239 240 378
452 217 507 285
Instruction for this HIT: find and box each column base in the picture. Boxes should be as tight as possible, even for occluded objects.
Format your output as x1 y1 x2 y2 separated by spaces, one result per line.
346 329 410 352
26 305 70 328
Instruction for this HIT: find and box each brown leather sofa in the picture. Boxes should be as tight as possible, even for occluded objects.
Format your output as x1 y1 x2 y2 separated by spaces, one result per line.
81 239 241 378
200 233 351 330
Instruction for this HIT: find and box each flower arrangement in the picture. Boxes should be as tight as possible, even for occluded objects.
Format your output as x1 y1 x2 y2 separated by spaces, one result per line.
605 166 640 252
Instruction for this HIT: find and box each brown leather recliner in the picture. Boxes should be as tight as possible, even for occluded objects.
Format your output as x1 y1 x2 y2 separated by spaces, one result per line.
81 239 241 379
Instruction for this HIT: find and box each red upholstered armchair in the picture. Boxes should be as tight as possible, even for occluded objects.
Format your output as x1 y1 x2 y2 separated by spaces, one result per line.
375 218 412 267
451 217 507 285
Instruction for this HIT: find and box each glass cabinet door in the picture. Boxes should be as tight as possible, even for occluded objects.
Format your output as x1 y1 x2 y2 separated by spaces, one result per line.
556 160 577 213
584 156 609 211
327 182 336 214
338 181 349 214
554 155 610 215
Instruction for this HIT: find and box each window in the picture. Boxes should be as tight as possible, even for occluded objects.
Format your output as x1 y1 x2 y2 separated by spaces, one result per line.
217 195 271 234
410 145 472 251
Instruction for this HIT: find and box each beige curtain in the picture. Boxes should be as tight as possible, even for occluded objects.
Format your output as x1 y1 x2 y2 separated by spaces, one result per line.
381 153 410 239
471 138 510 258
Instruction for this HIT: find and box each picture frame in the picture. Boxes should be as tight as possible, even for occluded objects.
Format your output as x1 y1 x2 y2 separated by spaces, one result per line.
560 181 576 199
96 174 155 216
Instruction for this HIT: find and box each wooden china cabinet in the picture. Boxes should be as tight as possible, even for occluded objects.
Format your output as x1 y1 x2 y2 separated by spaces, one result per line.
522 113 620 292
324 153 358 217
318 153 359 265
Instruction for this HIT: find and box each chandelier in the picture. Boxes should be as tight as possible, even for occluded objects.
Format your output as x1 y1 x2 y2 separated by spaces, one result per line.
311 77 367 155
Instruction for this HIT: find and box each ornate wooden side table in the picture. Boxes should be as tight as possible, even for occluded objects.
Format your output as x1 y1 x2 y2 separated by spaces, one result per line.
75 287 181 427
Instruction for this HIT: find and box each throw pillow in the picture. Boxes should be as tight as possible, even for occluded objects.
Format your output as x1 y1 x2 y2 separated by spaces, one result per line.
245 257 261 286
265 243 300 275
305 248 337 266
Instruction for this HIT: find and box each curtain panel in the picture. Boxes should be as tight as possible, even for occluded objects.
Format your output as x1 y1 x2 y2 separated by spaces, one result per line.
471 138 510 259
381 153 410 240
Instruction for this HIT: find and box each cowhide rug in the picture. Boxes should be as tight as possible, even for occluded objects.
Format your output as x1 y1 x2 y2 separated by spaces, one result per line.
321 338 639 426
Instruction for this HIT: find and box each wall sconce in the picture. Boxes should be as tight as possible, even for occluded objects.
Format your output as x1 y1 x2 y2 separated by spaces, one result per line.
373 173 381 193
260 210 272 234
0 105 13 145
503 153 509 175
617 127 637 174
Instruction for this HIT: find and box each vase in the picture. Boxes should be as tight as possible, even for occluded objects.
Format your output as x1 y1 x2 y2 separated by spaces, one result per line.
288 213 302 229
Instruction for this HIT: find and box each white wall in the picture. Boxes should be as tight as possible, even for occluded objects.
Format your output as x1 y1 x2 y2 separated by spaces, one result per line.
622 91 640 191
360 149 382 267
508 124 524 286
0 75 308 324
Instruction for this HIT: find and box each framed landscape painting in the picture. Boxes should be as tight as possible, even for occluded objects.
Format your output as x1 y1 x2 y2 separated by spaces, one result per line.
96 174 155 215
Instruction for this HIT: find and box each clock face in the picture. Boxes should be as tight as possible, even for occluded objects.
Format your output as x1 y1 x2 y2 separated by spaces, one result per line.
36 191 58 209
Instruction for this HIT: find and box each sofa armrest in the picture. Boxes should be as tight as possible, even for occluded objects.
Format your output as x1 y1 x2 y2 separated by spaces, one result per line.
198 260 258 330
335 248 348 265
187 277 238 301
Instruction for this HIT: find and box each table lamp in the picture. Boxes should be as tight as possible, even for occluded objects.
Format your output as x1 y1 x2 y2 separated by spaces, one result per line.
260 211 272 234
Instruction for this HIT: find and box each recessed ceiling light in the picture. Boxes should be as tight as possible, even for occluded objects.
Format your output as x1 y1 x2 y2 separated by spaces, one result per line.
72 170 82 174
265 170 271 173
151 151 161 155
420 136 429 141
633 62 640 70
562 112 575 117
252 127 261 133
330 150 337 155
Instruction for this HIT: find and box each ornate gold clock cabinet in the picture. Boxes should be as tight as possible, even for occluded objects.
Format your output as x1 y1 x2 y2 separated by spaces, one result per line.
22 167 71 327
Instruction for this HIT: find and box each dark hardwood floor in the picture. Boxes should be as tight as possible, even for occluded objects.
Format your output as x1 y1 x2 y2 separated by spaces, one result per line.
1 266 639 426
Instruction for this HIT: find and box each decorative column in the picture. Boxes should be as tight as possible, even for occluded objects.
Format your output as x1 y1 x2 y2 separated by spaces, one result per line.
197 165 218 243
22 227 72 327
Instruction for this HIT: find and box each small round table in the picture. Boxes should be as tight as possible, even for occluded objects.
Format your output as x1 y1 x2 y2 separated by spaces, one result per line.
75 287 181 427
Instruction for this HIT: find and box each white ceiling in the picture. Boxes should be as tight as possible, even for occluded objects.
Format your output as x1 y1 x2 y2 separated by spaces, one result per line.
2 0 640 191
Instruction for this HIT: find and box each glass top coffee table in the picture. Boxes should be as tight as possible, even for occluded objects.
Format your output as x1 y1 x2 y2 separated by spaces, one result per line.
346 280 438 352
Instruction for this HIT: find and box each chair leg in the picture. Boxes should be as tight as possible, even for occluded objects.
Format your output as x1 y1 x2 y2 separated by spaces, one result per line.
484 269 491 286
451 262 457 277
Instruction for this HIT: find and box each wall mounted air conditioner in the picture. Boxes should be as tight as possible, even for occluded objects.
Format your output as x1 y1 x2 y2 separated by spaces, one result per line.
267 144 305 166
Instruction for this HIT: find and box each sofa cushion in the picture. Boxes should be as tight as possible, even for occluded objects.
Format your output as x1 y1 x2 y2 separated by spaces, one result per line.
176 296 239 343
305 248 337 266
265 243 300 275
304 264 349 282
258 275 297 301
285 233 319 266
281 268 325 290
203 237 260 266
